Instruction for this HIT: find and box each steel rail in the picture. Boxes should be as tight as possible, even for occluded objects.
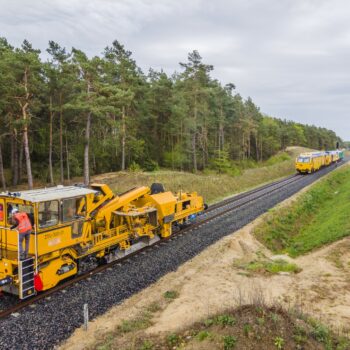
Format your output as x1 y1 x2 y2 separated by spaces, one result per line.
0 162 344 319
206 173 299 212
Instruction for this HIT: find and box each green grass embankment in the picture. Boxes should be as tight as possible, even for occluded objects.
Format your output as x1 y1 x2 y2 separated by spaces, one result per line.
254 164 350 257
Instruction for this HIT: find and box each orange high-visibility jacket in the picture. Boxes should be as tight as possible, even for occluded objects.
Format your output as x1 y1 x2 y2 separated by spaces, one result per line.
13 212 32 234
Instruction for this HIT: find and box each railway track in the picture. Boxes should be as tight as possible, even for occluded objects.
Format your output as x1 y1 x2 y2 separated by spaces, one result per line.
0 160 347 349
205 173 299 212
0 173 305 319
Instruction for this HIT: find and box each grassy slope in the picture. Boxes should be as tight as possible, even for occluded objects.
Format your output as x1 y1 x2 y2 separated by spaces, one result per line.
92 148 310 204
254 164 350 257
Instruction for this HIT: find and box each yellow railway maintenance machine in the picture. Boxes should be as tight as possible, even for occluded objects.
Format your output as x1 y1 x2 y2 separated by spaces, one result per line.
0 183 204 299
295 152 325 174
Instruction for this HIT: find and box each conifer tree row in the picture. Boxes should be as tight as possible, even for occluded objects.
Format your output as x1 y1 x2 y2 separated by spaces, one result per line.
0 38 342 189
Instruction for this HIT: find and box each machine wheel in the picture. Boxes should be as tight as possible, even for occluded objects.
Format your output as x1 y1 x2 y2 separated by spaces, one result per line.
151 183 165 195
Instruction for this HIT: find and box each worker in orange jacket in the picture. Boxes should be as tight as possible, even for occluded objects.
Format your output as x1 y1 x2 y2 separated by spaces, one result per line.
10 208 32 260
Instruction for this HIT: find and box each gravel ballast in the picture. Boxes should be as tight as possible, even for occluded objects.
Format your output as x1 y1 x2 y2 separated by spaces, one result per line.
0 162 346 350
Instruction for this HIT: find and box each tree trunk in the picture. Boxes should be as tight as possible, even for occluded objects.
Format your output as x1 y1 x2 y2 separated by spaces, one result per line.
0 140 6 191
23 126 33 189
84 81 92 186
11 129 18 186
242 133 245 161
112 113 118 160
65 130 70 182
192 95 198 173
219 106 225 151
200 125 208 169
192 133 197 172
121 106 126 171
248 132 251 159
48 96 54 185
59 93 64 184
180 121 183 171
171 136 174 170
84 111 91 185
21 68 33 190
18 135 24 183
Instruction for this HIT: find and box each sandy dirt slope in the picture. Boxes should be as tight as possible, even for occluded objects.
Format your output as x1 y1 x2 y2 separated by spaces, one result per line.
60 171 350 350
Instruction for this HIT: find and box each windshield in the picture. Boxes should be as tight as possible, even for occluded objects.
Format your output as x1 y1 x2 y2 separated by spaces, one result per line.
297 157 310 163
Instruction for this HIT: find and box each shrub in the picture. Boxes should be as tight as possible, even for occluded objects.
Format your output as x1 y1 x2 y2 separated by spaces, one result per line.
118 312 152 333
167 333 180 347
163 290 179 299
243 323 252 337
312 323 330 343
223 335 237 349
196 330 211 341
143 159 159 172
140 340 153 350
204 318 214 327
147 302 161 313
128 161 142 172
266 152 291 166
274 336 284 349
242 259 301 275
216 314 236 326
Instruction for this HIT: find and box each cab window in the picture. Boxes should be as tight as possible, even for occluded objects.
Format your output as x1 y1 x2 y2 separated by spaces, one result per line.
182 200 191 210
62 197 84 222
38 201 59 228
297 157 310 163
6 203 34 226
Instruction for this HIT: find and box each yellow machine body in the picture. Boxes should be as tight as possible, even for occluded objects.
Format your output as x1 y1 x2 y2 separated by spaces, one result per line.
295 150 340 174
295 152 323 173
0 183 204 298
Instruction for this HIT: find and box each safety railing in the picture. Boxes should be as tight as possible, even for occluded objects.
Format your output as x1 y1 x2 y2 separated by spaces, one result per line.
92 225 129 245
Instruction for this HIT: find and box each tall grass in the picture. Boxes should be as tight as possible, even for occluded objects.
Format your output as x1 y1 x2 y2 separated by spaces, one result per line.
93 149 307 204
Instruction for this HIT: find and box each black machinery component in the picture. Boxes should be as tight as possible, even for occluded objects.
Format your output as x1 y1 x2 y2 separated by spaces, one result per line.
150 183 165 195
57 263 75 275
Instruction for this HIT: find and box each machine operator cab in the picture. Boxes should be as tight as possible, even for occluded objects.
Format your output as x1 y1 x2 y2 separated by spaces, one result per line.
0 185 97 298
0 185 97 256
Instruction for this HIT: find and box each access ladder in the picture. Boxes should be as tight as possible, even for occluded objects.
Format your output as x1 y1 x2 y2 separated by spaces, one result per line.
18 257 36 299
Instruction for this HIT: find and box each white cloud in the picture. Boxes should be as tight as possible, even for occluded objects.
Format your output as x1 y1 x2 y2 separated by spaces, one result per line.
1 0 349 139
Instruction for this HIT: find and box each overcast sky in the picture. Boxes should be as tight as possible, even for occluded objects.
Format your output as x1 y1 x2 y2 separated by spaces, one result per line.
1 0 349 139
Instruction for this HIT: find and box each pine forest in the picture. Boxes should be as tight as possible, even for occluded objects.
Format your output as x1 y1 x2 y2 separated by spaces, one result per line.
0 38 342 190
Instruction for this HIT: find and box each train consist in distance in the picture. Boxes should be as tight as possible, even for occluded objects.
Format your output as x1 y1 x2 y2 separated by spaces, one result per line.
295 149 345 174
0 183 204 299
